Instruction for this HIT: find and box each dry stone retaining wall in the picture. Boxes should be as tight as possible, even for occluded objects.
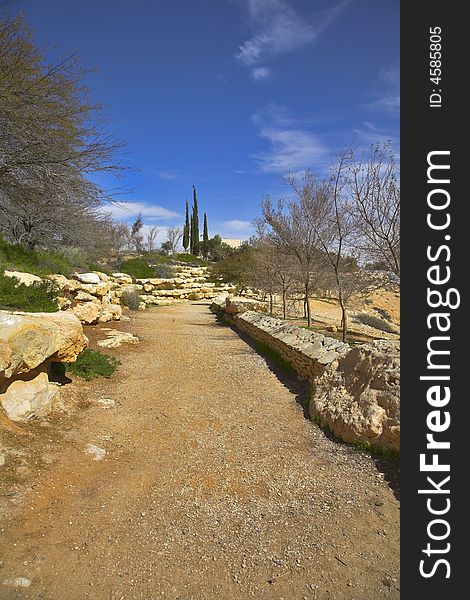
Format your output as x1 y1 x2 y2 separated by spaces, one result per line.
5 266 237 325
211 295 400 452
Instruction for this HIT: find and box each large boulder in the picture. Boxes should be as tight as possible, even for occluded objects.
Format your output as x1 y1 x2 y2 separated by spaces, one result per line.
3 271 42 286
92 271 110 282
111 273 133 284
71 302 101 325
225 296 268 315
98 304 123 322
73 272 101 285
210 293 229 313
46 273 69 288
0 371 59 422
310 340 400 451
0 310 88 379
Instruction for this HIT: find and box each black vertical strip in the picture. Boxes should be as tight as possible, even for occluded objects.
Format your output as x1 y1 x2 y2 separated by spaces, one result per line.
401 2 465 596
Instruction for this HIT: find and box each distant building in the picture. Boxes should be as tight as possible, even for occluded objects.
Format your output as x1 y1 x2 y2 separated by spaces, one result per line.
221 238 243 249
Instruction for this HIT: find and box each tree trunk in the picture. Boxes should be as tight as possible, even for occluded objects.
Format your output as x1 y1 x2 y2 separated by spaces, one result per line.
282 288 287 319
305 283 311 328
339 297 348 342
269 293 273 315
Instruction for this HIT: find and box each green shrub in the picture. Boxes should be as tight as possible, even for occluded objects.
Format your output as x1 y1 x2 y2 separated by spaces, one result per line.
0 237 74 277
87 263 112 275
65 349 120 381
118 257 154 278
174 253 204 265
0 273 59 312
153 263 174 279
187 291 202 300
121 290 141 310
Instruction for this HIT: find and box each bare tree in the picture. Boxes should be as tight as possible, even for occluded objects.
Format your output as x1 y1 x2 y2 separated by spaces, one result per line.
249 238 279 314
166 226 183 254
145 225 159 253
286 157 369 342
274 251 299 319
261 184 331 328
348 143 400 280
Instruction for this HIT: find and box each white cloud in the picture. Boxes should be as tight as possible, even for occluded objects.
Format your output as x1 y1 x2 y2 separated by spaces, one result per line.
251 105 329 173
221 219 253 232
216 220 255 240
235 0 350 77
104 201 180 223
236 0 315 66
254 128 328 173
251 66 271 81
154 170 178 181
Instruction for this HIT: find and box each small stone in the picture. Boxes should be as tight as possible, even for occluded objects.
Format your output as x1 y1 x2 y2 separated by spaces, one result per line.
2 577 32 588
84 444 106 460
97 398 116 409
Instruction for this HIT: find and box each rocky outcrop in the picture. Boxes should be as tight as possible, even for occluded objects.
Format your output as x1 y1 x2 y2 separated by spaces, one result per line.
211 296 400 451
0 310 87 378
73 272 101 285
45 272 124 324
3 271 42 286
0 310 87 422
71 301 101 325
310 340 400 452
1 371 59 423
97 330 139 348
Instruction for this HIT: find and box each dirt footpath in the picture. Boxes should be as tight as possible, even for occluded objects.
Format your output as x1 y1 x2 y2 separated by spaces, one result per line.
0 303 399 599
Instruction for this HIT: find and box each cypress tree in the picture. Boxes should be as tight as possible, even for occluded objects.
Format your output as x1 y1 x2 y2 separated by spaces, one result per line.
191 185 200 255
183 199 190 251
202 212 209 258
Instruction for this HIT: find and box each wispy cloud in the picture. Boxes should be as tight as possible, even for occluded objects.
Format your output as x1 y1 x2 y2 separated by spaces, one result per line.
235 0 350 80
352 121 399 159
251 104 329 173
154 170 178 181
104 201 180 223
251 66 271 81
379 64 399 87
367 64 400 115
221 219 253 232
369 95 400 113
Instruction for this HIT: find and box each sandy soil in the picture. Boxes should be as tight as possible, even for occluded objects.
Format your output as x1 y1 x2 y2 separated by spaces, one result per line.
0 303 399 599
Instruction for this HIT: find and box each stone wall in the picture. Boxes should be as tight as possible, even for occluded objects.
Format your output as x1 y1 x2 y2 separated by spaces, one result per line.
211 295 400 452
5 266 237 324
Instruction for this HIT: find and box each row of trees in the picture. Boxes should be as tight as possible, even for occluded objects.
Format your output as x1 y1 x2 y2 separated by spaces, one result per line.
214 144 400 342
183 187 210 257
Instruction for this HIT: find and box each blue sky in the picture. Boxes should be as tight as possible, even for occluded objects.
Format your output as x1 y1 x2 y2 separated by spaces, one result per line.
15 0 399 243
